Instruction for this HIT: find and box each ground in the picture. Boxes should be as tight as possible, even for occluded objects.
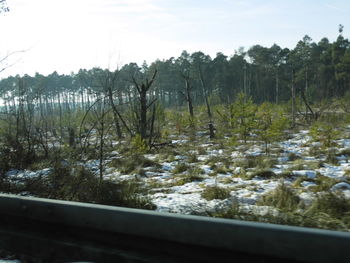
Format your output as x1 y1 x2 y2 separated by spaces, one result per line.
5 124 350 230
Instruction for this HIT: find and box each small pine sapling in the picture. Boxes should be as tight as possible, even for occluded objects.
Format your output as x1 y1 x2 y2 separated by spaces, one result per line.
309 122 340 149
131 134 148 154
256 102 289 154
230 92 257 144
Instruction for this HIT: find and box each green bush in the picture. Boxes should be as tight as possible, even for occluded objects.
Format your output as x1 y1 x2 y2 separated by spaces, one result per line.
175 167 205 185
187 153 199 163
205 155 231 169
109 154 159 174
201 185 231 200
234 155 277 169
312 175 338 192
309 122 340 149
230 92 257 143
287 152 301 161
251 169 277 179
306 191 350 219
209 195 350 231
172 163 190 174
325 150 339 165
258 182 300 212
131 134 148 153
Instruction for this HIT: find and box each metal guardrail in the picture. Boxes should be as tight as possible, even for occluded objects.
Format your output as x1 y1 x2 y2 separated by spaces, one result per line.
0 194 349 263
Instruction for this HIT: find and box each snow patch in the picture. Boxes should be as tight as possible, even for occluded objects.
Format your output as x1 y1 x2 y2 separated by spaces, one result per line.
292 170 317 179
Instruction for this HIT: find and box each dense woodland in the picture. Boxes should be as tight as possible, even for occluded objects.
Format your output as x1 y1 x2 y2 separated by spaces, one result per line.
1 26 350 107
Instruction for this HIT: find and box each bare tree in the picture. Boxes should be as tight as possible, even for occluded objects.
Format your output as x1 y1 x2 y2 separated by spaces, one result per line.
132 70 158 141
198 65 215 138
291 69 296 127
100 70 132 138
179 72 194 120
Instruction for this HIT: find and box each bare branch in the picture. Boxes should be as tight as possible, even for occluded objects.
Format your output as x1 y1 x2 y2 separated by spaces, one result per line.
132 76 141 94
0 50 28 74
146 98 157 110
179 90 187 100
146 69 158 90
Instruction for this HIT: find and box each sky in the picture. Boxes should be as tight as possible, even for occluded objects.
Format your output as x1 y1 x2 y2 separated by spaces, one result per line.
0 0 349 77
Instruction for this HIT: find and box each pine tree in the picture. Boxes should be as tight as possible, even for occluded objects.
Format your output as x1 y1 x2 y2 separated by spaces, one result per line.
230 92 256 143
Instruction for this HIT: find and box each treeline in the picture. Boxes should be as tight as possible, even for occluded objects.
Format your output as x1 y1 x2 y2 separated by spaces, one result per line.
1 28 350 111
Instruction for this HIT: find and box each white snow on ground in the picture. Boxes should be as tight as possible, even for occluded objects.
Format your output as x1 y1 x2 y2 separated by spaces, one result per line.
161 162 176 171
317 163 349 179
6 129 350 217
298 191 316 206
5 168 51 182
207 149 224 156
293 170 317 179
145 129 350 214
331 182 350 191
171 139 188 144
246 146 264 156
301 181 317 188
199 164 212 174
152 192 222 214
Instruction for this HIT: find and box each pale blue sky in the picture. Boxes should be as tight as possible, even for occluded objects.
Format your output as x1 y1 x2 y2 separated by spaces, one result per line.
0 0 349 77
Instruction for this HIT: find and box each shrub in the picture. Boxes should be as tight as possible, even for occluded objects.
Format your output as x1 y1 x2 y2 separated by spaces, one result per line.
312 175 338 192
201 185 231 200
1 160 156 210
289 159 306 171
214 166 230 174
258 182 300 212
306 191 350 219
230 92 257 143
325 150 339 165
339 148 350 156
255 102 289 154
172 168 204 186
251 169 277 179
234 155 277 169
187 153 198 163
309 122 340 149
197 147 207 155
109 154 159 174
287 152 301 161
205 155 231 169
188 167 204 179
112 179 156 210
131 134 148 153
172 163 190 174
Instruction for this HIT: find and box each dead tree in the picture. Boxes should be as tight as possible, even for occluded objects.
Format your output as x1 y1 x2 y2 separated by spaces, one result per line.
301 90 332 123
132 70 158 141
198 65 215 138
103 70 132 138
291 69 296 127
179 73 194 120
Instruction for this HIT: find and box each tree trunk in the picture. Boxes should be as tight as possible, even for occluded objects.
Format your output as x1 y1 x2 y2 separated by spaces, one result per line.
198 66 215 138
185 78 194 119
132 70 157 141
139 87 148 139
275 68 279 104
291 69 296 127
107 86 124 139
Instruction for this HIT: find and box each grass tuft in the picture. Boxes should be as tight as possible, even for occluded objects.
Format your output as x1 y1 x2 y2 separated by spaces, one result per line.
201 185 231 200
257 182 300 212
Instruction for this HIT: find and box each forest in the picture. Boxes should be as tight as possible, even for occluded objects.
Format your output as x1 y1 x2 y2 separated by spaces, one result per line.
1 25 350 231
